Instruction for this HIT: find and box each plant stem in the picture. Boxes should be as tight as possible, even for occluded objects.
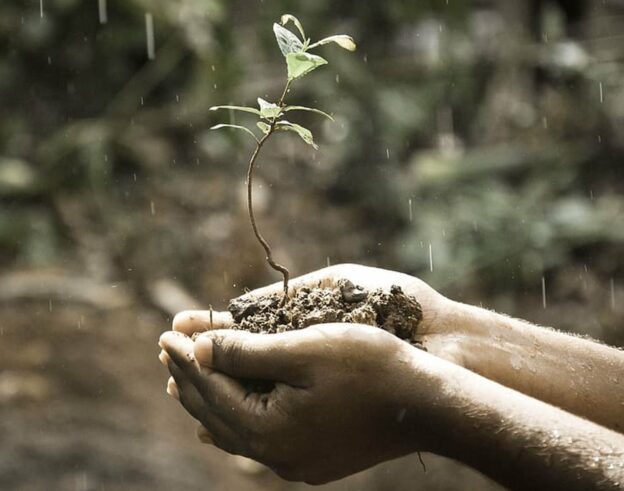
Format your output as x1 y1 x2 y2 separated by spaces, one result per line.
246 80 293 305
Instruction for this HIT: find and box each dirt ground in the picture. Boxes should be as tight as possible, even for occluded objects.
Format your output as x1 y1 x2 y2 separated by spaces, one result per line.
0 298 502 491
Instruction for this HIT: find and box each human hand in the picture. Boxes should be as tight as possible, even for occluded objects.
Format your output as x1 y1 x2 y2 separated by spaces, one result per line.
172 264 461 362
159 324 440 484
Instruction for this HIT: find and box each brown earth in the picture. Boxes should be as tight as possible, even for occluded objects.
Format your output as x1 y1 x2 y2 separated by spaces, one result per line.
227 279 424 344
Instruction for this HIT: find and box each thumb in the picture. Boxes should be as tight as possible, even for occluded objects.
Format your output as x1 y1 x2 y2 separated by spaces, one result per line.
173 309 234 336
194 329 311 382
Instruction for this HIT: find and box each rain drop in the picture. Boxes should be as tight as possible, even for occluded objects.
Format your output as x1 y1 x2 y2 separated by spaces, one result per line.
98 0 108 24
542 276 547 309
599 82 604 104
429 244 434 272
145 13 156 60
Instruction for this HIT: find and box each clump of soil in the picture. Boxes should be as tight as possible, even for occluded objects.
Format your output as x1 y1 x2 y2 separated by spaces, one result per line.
228 279 423 345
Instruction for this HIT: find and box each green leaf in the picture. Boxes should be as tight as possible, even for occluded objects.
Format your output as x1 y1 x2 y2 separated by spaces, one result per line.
273 23 304 57
308 35 357 52
257 122 271 134
257 98 282 119
209 105 261 116
280 14 306 42
284 106 334 121
286 52 328 81
275 121 318 149
211 124 259 143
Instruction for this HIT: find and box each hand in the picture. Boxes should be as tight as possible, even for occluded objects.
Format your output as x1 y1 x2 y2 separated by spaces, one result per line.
172 264 462 363
159 324 439 484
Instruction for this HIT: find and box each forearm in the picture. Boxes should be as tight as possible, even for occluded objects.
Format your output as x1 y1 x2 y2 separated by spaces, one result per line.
406 352 624 490
423 299 624 432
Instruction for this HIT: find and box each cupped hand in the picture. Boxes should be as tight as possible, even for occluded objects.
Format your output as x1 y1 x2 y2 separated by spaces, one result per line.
172 264 458 360
159 324 439 484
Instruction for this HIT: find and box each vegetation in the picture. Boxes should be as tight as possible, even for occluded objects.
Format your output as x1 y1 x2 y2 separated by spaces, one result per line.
210 15 355 302
1 2 623 490
0 1 622 340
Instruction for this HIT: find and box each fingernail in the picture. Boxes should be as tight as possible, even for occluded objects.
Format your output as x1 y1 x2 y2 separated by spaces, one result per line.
197 425 214 445
166 377 179 400
158 332 170 349
159 331 184 349
194 337 213 366
159 350 170 366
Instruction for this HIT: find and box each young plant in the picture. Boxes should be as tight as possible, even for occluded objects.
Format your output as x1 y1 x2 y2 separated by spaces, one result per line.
210 14 356 305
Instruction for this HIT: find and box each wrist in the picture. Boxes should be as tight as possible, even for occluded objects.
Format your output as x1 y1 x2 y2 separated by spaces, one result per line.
391 343 467 456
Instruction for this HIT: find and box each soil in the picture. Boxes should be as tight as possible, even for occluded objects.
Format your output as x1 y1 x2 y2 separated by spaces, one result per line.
227 279 424 346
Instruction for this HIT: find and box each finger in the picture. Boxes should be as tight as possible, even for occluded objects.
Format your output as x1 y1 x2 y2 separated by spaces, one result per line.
196 424 214 445
158 350 171 366
166 358 206 421
194 329 315 383
163 332 257 426
167 358 248 455
167 376 180 400
160 331 203 385
173 310 234 336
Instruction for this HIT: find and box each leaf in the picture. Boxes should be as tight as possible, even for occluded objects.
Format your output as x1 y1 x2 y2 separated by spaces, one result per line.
257 122 271 134
273 23 304 57
257 98 282 119
284 106 334 121
280 14 306 42
209 105 261 116
275 121 318 149
211 124 259 143
308 35 357 52
286 52 328 81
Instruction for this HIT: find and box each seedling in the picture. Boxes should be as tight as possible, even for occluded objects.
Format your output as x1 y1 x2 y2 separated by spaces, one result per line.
210 14 356 305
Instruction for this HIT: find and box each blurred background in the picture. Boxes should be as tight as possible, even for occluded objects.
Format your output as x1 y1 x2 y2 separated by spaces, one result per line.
1 0 623 490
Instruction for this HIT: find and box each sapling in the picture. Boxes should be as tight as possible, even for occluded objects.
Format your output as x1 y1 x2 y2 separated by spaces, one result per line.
210 14 356 305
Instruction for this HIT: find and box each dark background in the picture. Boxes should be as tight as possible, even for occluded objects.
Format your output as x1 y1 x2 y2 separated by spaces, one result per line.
1 1 623 490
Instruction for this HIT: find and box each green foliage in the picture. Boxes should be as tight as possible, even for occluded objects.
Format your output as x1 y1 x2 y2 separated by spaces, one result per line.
275 121 318 149
257 98 282 119
284 106 334 121
286 52 328 81
210 106 262 116
210 124 260 142
208 14 356 294
1 0 623 333
210 13 355 146
273 23 305 56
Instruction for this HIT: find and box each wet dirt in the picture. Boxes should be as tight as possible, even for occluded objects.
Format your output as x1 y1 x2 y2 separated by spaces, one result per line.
227 279 423 345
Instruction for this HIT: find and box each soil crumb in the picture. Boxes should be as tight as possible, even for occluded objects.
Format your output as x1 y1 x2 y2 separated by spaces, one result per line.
228 279 423 345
